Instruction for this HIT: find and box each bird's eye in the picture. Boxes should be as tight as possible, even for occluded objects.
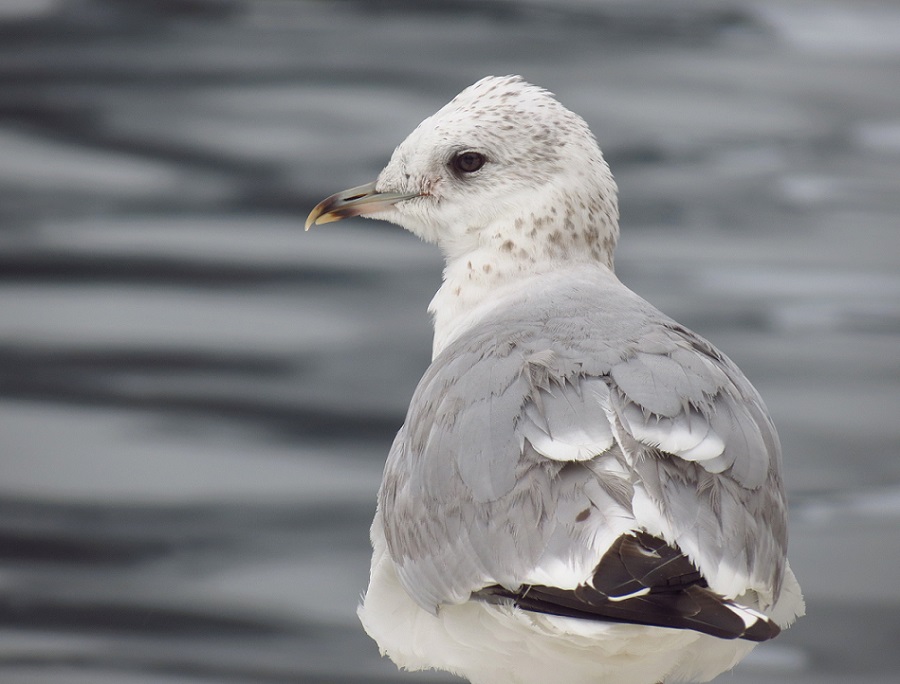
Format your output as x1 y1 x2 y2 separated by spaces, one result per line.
451 151 486 174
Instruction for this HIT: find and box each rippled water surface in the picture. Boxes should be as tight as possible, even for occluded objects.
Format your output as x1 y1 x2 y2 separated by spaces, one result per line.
2 1 899 682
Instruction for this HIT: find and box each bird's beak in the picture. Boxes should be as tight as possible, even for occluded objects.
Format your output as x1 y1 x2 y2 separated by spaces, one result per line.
305 181 420 230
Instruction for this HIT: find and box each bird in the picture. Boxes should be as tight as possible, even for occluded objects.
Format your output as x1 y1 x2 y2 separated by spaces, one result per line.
305 75 804 684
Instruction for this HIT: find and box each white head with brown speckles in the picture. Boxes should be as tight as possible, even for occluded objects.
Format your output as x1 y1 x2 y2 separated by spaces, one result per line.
307 75 621 355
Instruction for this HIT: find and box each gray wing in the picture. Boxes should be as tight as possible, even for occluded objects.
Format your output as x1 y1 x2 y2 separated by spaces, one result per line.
379 275 787 618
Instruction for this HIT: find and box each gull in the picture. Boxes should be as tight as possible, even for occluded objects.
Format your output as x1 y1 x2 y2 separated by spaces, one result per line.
306 75 804 684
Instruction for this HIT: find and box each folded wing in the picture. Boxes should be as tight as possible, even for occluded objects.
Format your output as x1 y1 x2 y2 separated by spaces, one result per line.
380 277 789 636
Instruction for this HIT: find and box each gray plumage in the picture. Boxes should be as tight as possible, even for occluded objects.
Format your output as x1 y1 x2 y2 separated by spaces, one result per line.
380 266 786 612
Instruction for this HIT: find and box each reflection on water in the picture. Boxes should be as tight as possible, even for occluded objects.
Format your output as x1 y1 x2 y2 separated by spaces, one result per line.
1 1 899 682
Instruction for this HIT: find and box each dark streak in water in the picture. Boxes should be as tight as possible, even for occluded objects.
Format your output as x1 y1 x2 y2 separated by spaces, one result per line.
0 255 379 287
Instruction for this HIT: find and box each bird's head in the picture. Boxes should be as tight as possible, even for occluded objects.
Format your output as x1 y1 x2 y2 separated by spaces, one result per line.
307 75 619 267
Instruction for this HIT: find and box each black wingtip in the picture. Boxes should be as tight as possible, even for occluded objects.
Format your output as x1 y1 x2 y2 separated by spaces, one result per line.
475 532 781 643
738 611 781 642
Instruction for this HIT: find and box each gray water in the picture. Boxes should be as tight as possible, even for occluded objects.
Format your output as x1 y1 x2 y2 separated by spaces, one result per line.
1 1 899 682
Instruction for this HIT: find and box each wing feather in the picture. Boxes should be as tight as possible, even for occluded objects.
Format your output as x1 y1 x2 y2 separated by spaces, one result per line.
476 531 781 642
379 269 789 625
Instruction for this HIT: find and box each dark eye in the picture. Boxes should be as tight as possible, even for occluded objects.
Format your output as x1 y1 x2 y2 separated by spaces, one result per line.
451 151 486 174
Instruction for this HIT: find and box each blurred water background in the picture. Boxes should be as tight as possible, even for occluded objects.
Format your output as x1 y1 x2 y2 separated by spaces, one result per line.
1 0 899 682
